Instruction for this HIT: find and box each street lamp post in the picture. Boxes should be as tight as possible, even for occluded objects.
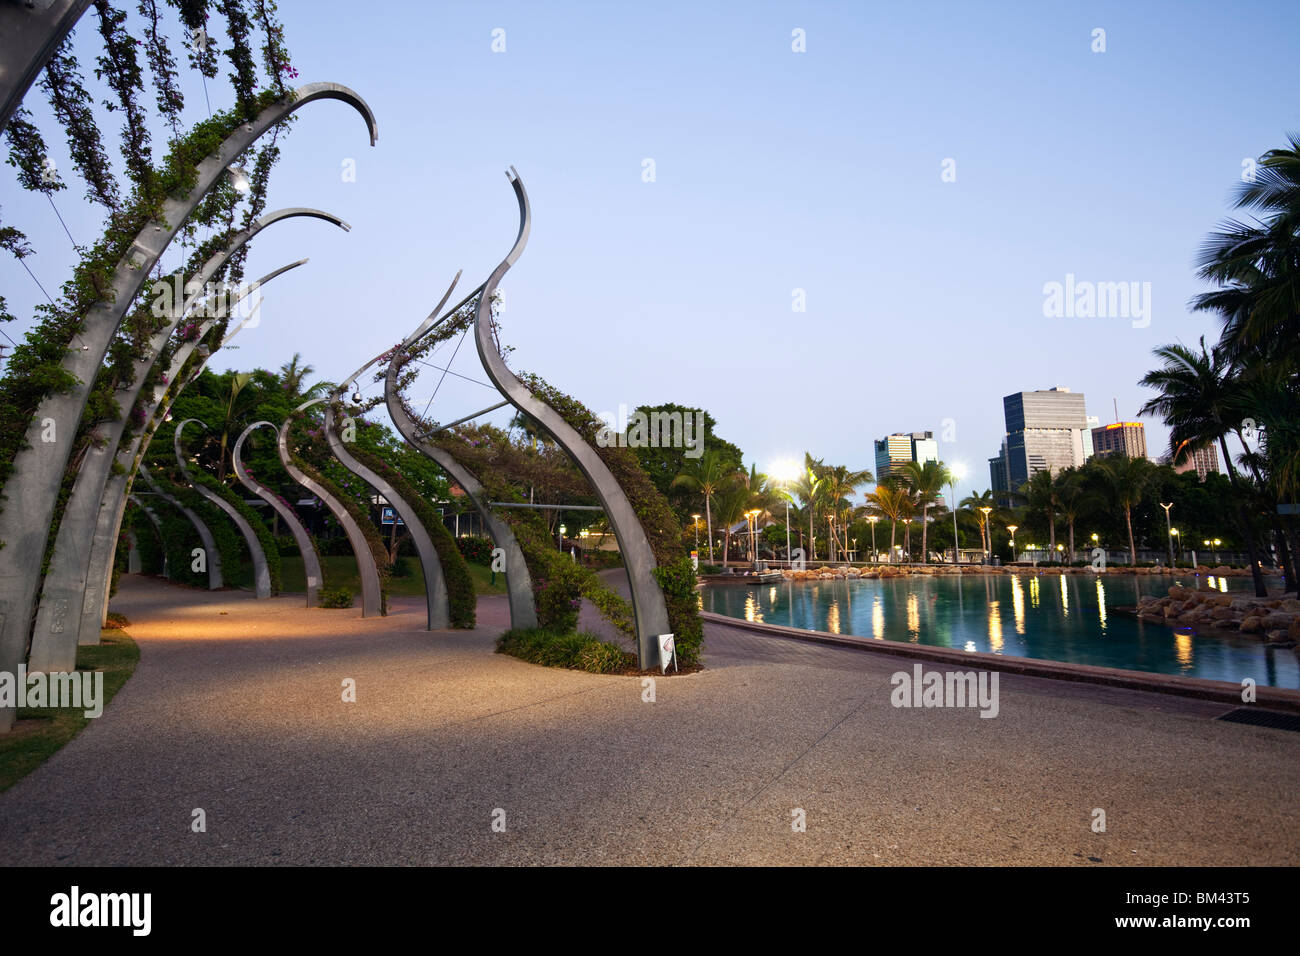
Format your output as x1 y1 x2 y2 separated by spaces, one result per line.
979 507 992 564
903 517 912 563
1007 524 1018 562
947 464 966 566
692 513 701 554
868 515 878 563
1159 502 1174 568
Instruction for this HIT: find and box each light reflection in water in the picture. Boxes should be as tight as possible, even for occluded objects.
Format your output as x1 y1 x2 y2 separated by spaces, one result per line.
744 592 760 623
1059 575 1069 616
1175 631 1194 670
906 592 920 641
1029 576 1041 608
1096 578 1107 631
988 600 1003 652
1010 575 1026 635
872 597 884 640
827 600 840 634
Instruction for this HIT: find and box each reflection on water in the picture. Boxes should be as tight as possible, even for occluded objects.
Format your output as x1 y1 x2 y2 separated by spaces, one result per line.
1011 575 1026 635
702 572 1298 688
988 599 1003 652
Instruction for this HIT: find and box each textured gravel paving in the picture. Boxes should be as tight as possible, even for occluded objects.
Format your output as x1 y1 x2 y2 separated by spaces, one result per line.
1 574 1295 866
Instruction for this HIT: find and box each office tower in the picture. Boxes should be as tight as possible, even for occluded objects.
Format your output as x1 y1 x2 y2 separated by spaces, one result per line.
875 431 939 480
1083 415 1100 459
1172 443 1220 479
1090 422 1148 460
1001 387 1089 488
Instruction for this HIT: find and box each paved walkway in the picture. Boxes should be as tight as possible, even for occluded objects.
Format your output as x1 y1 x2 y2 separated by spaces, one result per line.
1 574 1296 865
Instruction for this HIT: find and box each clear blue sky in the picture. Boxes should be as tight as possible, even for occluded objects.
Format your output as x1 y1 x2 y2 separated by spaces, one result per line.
3 0 1298 499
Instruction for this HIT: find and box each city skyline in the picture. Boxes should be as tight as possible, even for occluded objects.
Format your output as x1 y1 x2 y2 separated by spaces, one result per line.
1 1 1293 502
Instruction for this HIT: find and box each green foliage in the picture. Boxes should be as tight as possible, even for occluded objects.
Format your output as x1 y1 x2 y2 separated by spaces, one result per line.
456 535 494 566
186 466 283 593
496 628 636 675
341 419 475 629
653 556 703 668
319 586 354 609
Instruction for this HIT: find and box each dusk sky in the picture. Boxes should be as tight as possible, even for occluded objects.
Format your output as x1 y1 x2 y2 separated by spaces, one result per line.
3 0 1297 498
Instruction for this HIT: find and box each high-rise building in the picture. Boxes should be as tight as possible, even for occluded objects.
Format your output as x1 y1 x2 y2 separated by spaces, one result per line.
1082 416 1100 459
1001 387 1089 489
989 440 1009 498
1172 443 1220 479
875 431 939 480
1090 422 1147 460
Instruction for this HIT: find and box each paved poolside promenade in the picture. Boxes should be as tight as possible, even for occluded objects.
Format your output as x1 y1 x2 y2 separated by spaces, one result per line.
1 574 1296 866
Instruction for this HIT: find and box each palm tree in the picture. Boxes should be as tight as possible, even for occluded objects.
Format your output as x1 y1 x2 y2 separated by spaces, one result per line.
1138 338 1268 595
1192 134 1300 369
818 464 874 560
1054 469 1095 563
960 489 998 555
672 449 742 563
790 453 824 560
1021 469 1059 560
712 483 752 569
1098 455 1156 567
865 483 910 561
901 460 949 563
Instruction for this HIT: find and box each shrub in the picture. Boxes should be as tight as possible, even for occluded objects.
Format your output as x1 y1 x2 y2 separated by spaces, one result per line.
654 556 704 668
496 628 635 674
274 534 300 557
456 534 495 566
390 555 412 578
319 587 354 608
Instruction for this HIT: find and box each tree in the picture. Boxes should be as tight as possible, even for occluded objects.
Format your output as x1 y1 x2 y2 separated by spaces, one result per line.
1192 134 1300 370
1098 456 1156 567
791 453 824 560
712 483 752 569
817 463 873 561
1138 339 1268 595
1021 469 1060 560
901 460 948 563
960 489 998 555
865 483 910 561
671 448 743 563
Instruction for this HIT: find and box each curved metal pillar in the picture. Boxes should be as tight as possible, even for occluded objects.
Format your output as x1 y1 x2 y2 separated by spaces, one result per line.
234 422 321 607
383 276 537 630
38 223 333 665
315 395 448 630
173 420 271 599
136 465 223 591
0 0 92 134
474 169 670 667
0 81 376 729
87 277 285 637
127 495 168 579
276 410 383 617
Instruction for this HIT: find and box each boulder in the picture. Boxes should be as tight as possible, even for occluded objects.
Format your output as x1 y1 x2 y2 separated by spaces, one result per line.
1240 616 1264 634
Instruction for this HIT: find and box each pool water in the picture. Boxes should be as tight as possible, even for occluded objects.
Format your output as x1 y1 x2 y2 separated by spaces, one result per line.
701 573 1299 689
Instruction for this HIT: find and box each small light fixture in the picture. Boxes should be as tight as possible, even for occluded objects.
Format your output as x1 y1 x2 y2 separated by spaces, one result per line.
227 165 251 193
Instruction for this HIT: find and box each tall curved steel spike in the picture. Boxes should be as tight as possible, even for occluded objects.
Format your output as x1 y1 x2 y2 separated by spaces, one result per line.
173 420 272 599
57 256 320 662
314 392 450 631
127 495 168 579
383 273 537 630
234 422 323 608
472 168 671 667
136 465 223 590
38 212 339 667
277 401 383 617
0 82 376 730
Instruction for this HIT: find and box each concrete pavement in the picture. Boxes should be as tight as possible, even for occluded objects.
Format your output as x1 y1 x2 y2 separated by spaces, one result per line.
0 574 1295 866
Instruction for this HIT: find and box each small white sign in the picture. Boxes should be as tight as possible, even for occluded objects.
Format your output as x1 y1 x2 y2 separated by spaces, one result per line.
658 633 676 673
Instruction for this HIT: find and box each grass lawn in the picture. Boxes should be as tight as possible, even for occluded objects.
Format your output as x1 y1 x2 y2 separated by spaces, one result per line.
278 555 508 598
0 626 140 793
